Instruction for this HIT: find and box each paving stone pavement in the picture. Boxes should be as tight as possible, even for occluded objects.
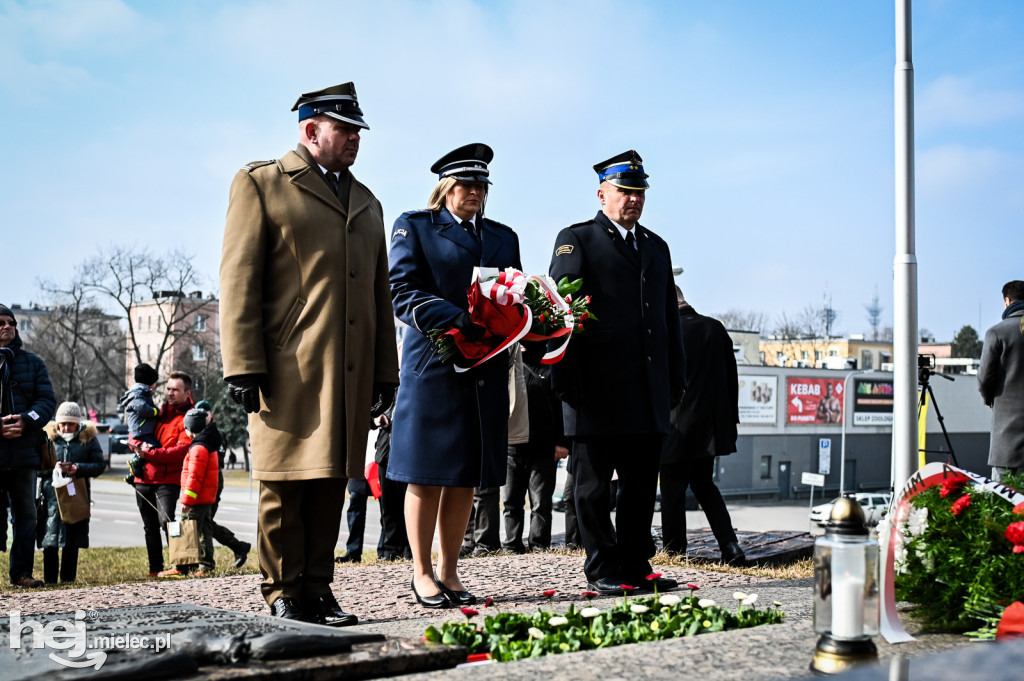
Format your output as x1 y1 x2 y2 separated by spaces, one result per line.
0 552 981 681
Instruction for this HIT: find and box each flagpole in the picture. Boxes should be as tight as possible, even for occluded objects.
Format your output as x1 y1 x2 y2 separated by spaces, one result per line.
893 0 918 494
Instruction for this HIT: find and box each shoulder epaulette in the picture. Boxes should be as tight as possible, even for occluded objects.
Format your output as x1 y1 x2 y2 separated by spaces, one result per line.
566 220 593 230
484 218 516 234
242 160 276 172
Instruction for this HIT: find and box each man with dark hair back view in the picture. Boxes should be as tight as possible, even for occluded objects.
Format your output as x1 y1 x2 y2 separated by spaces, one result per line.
978 280 1024 482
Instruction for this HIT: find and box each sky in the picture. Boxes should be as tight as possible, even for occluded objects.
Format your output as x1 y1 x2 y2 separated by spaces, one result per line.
2 0 1022 342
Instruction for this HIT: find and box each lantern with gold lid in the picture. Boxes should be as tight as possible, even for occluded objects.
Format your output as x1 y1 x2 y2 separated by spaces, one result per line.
810 494 880 675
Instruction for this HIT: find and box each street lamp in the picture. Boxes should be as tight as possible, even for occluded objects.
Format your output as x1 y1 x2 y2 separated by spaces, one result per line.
840 369 873 495
810 496 880 675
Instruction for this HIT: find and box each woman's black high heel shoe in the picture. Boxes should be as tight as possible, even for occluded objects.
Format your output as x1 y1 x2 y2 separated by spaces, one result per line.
434 572 476 606
411 578 447 609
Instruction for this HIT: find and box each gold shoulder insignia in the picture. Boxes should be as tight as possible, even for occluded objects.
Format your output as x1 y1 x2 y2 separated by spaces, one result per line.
555 245 574 256
242 160 276 172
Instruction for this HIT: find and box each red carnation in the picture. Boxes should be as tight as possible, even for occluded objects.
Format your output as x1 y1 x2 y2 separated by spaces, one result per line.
1014 502 1024 515
686 583 700 591
461 607 479 617
543 589 556 598
580 311 589 321
951 494 971 516
620 584 635 591
940 480 963 498
1006 521 1024 547
646 573 663 581
581 591 598 598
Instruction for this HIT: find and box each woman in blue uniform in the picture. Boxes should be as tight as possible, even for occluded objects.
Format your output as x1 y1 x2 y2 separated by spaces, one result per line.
388 143 521 608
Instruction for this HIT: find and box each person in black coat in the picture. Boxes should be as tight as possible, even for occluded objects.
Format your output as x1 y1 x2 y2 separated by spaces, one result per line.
548 151 685 594
501 344 570 552
659 290 745 565
0 304 56 588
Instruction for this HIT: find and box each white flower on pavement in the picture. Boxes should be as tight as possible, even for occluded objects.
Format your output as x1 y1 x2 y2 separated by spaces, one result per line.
629 604 648 614
698 598 717 608
658 594 681 606
549 616 568 626
742 594 758 606
581 607 601 618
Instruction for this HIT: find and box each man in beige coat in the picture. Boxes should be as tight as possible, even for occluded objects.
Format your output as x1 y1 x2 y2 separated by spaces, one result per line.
220 82 399 625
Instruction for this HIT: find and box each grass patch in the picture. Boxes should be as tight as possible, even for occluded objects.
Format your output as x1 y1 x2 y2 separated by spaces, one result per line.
0 545 260 596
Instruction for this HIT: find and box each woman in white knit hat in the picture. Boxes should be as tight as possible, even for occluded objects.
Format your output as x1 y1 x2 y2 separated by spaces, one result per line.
38 402 106 583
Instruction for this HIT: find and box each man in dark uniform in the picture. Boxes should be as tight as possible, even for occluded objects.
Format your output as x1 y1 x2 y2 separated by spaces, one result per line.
548 151 685 594
221 83 399 625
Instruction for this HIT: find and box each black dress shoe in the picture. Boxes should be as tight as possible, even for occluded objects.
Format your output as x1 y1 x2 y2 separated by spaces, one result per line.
269 597 304 621
721 541 747 566
412 578 448 609
434 572 476 606
335 551 362 564
587 577 632 595
305 593 358 627
635 576 679 592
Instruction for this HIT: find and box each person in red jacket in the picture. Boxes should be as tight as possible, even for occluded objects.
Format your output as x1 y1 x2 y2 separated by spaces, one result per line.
130 371 193 576
160 408 221 577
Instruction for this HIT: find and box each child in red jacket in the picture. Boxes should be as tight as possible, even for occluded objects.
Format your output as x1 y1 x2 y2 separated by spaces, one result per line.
160 408 221 577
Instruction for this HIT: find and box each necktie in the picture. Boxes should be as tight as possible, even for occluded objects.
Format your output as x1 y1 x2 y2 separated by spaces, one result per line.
625 231 637 250
462 220 478 240
324 172 339 196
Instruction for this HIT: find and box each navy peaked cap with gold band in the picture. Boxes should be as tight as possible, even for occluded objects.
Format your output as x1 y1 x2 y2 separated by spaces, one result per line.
431 143 494 184
594 149 649 189
292 82 369 130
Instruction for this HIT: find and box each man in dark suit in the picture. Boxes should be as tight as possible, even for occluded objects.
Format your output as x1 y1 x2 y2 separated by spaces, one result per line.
548 151 685 594
659 288 745 565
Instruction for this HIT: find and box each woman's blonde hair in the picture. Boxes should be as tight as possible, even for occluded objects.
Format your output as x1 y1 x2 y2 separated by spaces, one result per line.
427 177 457 211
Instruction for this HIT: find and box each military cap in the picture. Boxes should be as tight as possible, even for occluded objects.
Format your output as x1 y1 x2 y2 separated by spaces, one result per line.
292 82 368 130
431 143 494 184
594 150 649 189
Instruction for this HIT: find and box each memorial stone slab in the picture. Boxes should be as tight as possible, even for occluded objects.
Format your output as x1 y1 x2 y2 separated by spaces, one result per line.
0 603 465 681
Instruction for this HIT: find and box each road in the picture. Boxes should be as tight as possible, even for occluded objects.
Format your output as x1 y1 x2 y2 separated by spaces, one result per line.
90 456 823 550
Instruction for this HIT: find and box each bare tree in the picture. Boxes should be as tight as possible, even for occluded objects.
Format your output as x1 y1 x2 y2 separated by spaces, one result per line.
78 246 210 373
716 308 768 333
33 278 125 415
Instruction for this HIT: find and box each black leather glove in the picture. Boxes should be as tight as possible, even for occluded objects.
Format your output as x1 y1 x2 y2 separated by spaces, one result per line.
227 374 266 414
370 382 398 419
452 311 485 341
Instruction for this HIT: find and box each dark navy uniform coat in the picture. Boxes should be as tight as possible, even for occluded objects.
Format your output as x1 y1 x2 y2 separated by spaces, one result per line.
548 211 685 437
388 207 522 487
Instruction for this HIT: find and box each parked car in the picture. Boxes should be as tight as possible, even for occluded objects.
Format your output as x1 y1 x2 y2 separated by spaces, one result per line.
810 492 891 527
109 423 131 455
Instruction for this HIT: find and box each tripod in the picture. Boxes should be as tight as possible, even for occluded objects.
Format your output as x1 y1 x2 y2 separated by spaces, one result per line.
918 362 959 468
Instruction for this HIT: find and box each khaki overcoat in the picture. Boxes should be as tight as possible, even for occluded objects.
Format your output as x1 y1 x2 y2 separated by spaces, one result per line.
220 146 399 481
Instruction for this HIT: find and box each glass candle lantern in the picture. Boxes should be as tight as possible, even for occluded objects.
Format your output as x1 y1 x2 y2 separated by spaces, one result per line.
810 495 880 675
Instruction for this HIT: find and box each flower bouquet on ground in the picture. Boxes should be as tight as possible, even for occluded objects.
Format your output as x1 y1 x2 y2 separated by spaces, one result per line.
425 585 784 663
427 267 595 373
884 468 1024 640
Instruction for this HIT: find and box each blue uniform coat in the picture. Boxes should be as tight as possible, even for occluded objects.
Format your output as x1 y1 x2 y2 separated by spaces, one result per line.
388 208 521 487
548 212 685 437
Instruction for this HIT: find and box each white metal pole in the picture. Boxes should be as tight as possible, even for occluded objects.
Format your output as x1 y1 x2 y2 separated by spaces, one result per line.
893 0 919 494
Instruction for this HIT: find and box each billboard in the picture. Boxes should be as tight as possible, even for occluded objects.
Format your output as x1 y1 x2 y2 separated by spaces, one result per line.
852 377 894 425
737 375 778 424
787 377 845 424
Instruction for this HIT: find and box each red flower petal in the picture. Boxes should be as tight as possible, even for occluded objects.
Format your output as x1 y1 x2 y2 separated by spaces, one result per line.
1014 502 1024 515
461 607 479 616
543 590 557 597
1014 545 1024 554
581 591 598 598
686 584 700 590
620 584 635 591
485 597 494 607
646 573 663 581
